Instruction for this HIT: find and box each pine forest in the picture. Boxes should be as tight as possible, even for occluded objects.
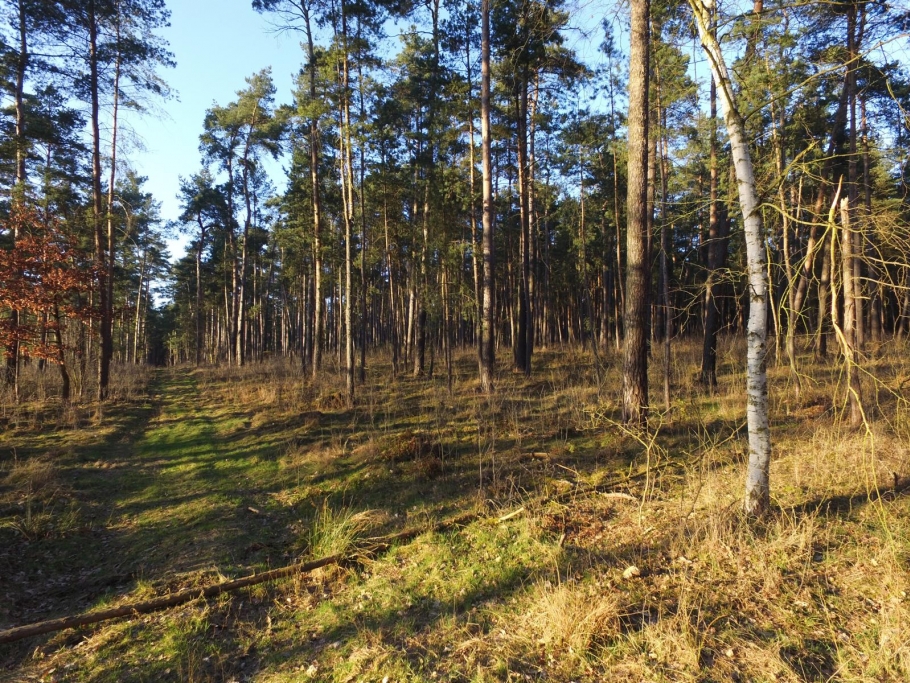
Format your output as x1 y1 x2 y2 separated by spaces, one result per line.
3 0 910 680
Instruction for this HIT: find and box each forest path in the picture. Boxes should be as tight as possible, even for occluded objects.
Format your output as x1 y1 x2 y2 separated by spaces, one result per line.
102 367 296 579
1 367 298 636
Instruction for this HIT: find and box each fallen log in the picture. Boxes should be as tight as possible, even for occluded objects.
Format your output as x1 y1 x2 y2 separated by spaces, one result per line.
0 510 481 646
0 464 665 646
0 554 340 645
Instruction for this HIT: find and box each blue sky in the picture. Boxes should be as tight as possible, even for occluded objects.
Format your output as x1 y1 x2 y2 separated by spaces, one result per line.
123 0 618 261
124 0 305 256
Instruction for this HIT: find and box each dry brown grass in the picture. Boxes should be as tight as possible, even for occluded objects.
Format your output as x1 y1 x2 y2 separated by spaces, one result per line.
514 579 622 667
5 337 910 681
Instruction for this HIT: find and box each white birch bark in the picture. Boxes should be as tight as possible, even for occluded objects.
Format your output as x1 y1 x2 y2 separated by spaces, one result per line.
688 0 771 515
479 0 496 394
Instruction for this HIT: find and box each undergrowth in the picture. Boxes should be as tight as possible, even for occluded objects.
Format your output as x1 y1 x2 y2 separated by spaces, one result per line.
1 339 909 681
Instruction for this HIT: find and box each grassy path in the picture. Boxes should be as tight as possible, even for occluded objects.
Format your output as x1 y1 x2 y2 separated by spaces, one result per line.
1 369 296 651
105 369 289 578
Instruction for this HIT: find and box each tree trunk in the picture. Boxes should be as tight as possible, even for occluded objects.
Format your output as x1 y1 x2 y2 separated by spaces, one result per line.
5 0 30 395
839 195 863 428
106 14 122 371
383 195 399 376
815 233 831 359
793 84 849 320
414 185 430 377
622 0 650 427
690 0 771 516
195 219 206 366
606 47 624 350
847 4 866 352
304 6 324 377
53 304 70 403
861 96 881 345
88 0 111 401
236 135 256 367
514 75 532 376
528 76 539 354
656 73 672 411
465 29 482 370
338 0 355 403
134 249 146 364
479 0 496 394
700 66 723 387
357 52 368 384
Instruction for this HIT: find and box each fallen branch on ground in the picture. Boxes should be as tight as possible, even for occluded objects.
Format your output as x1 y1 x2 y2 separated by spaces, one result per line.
0 554 340 645
0 463 671 646
0 510 480 645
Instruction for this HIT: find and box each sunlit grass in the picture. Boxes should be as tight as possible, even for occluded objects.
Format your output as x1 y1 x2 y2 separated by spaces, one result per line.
2 339 910 680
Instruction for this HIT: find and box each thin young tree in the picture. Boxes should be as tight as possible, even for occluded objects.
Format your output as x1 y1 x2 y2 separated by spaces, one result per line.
478 0 495 393
688 0 771 516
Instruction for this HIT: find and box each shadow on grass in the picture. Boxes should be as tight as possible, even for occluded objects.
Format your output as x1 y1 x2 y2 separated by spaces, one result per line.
0 374 163 668
786 481 910 518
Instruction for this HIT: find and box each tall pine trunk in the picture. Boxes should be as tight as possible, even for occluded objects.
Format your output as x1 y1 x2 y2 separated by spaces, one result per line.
105 11 122 374
6 0 30 396
514 74 532 376
622 0 650 427
89 0 112 401
303 6 324 377
700 66 723 387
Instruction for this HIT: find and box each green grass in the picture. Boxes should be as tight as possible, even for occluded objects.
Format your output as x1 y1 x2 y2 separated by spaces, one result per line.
1 341 910 681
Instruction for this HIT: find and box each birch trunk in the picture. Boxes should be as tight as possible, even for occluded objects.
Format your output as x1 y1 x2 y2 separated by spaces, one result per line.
479 0 496 393
689 0 771 515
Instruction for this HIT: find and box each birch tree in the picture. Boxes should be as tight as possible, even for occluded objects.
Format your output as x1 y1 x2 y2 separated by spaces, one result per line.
478 0 495 394
688 0 771 515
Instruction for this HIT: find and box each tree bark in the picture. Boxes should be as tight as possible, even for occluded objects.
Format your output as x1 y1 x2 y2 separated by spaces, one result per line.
479 0 495 394
465 26 482 369
514 74 532 376
859 96 880 344
195 218 207 366
338 0 355 403
53 304 70 402
690 0 771 516
656 73 672 410
5 0 29 395
88 0 111 401
382 194 399 376
622 0 650 427
700 65 723 387
303 5 324 377
106 10 122 371
839 195 864 428
815 233 831 358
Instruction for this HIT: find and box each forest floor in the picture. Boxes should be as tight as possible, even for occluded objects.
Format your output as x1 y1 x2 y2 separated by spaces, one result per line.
1 339 910 682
